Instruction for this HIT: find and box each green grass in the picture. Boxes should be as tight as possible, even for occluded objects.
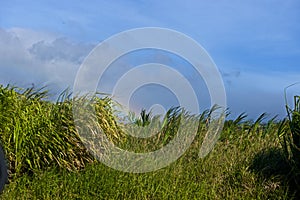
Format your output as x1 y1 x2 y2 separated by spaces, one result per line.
0 84 299 199
0 128 291 199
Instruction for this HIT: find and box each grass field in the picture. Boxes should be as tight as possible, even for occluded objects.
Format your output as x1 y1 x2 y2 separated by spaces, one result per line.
0 85 299 199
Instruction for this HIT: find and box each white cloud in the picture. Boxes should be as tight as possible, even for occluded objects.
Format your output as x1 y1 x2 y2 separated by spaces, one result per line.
0 25 298 119
0 28 95 93
29 37 93 64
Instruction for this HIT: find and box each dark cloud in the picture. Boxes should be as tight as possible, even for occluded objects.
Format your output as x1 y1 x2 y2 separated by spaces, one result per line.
29 37 94 64
221 70 241 78
220 70 241 86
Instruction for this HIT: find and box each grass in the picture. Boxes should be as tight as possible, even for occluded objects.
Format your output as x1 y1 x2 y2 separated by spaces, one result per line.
0 84 299 199
0 86 95 178
0 127 291 199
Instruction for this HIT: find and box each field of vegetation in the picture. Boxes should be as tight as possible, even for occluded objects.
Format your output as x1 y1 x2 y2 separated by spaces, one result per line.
0 84 300 199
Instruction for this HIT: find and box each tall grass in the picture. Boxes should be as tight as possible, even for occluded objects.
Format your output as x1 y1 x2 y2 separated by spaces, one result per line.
1 84 300 199
278 93 300 191
0 85 198 179
1 109 292 199
0 85 126 179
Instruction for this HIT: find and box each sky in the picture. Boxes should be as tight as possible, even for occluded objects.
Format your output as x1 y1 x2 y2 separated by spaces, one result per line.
0 0 300 120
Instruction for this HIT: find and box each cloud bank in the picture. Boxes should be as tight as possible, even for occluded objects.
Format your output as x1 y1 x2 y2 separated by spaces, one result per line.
0 27 299 120
0 28 94 92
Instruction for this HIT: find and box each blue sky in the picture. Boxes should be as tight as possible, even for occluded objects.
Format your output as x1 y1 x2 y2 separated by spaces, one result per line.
0 0 300 120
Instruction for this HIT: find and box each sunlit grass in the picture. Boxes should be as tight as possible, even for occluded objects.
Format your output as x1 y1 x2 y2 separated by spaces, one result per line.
0 84 299 199
0 85 124 179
